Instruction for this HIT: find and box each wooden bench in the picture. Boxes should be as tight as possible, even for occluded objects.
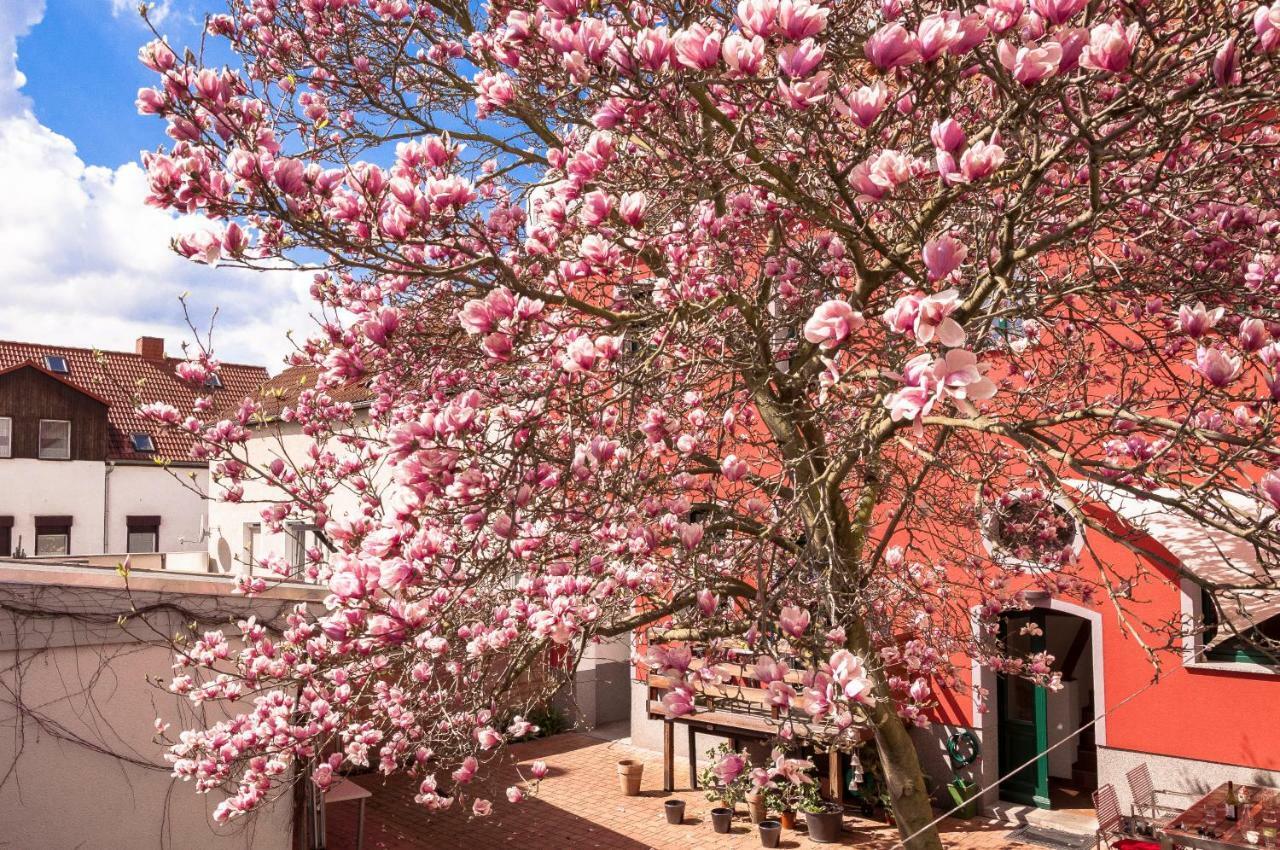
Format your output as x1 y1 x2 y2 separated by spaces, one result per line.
645 661 870 798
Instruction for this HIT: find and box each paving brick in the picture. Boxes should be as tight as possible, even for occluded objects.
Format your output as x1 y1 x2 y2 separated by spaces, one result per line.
324 733 1033 850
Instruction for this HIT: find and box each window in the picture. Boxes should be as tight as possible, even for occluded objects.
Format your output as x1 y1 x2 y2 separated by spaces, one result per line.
38 420 70 459
983 489 1082 567
204 373 223 389
34 516 71 556
0 417 10 458
1200 588 1279 665
0 517 12 557
243 522 262 571
286 522 310 569
42 355 69 374
126 516 160 554
130 433 156 453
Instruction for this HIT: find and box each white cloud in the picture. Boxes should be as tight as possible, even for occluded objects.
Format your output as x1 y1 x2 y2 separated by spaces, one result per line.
0 2 311 370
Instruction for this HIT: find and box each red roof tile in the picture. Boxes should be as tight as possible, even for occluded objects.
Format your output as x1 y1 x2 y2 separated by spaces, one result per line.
0 339 269 466
240 363 374 421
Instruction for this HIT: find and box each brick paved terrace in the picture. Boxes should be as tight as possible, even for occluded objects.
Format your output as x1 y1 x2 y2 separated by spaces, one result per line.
325 732 1039 850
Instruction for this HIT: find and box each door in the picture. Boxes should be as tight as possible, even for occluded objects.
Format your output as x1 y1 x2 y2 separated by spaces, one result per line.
998 610 1051 808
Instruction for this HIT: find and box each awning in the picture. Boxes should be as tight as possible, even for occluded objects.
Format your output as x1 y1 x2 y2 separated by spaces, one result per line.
1066 480 1280 640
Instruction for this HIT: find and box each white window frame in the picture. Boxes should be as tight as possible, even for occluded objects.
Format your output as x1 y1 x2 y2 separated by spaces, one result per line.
38 419 71 460
0 417 11 458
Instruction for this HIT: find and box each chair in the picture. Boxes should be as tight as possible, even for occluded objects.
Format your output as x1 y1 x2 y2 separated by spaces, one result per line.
303 775 371 850
1126 763 1197 824
1094 783 1162 850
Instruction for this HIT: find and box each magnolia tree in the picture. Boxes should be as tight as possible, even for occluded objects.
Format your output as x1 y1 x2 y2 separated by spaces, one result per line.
136 0 1280 845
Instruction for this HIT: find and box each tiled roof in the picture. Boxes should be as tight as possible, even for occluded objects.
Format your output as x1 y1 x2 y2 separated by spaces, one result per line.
242 363 374 421
0 339 269 465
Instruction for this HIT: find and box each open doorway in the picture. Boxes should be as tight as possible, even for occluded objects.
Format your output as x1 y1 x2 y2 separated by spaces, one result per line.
997 609 1098 811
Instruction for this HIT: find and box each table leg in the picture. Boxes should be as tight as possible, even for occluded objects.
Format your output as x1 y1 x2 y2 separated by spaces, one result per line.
356 798 365 850
663 720 674 793
688 726 698 790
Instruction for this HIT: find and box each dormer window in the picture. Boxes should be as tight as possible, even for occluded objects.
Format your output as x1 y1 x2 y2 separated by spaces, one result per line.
130 433 156 453
982 488 1083 568
43 355 69 374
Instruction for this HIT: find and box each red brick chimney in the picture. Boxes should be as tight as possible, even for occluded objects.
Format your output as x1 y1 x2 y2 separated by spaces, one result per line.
135 336 165 360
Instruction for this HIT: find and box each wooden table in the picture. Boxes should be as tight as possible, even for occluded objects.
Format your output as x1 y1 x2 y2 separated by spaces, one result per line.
1160 784 1280 850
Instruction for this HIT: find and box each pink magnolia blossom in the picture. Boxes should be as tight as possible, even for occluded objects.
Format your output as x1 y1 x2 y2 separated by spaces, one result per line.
736 0 778 38
932 348 997 402
834 82 889 129
930 118 966 153
923 234 967 282
1178 302 1225 338
1031 0 1087 26
1081 21 1139 74
779 605 810 636
777 0 829 40
1191 346 1243 387
673 23 722 70
850 149 915 200
997 40 1063 85
1260 469 1280 511
777 39 825 79
1213 37 1241 87
1256 4 1280 54
914 289 966 347
661 684 697 717
865 23 920 70
803 299 864 349
958 140 1006 182
721 33 767 77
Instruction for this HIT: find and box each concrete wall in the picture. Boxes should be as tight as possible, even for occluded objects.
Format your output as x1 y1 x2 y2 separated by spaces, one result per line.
566 635 632 727
1099 746 1280 815
0 458 106 555
0 567 309 850
107 463 209 553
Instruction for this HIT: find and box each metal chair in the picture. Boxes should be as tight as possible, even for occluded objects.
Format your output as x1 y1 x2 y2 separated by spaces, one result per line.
1126 763 1197 824
1094 783 1162 850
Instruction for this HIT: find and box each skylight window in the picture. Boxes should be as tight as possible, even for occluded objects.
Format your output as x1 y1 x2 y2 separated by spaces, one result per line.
204 373 223 389
43 355 69 374
130 433 156 453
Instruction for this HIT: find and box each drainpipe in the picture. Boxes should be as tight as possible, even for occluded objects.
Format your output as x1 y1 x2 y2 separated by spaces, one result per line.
103 461 115 554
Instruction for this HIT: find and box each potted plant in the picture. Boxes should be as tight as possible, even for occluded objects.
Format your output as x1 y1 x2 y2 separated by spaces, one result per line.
801 795 845 844
697 743 751 813
762 747 818 830
616 758 644 796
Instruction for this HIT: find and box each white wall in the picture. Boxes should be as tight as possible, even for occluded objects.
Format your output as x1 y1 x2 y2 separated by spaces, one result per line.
107 463 209 553
208 417 379 575
0 570 304 850
0 458 106 555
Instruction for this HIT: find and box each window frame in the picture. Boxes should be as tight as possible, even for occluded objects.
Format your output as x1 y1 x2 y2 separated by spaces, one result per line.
1198 587 1278 666
129 433 156 453
34 517 71 557
126 516 161 554
0 416 10 458
37 419 71 460
42 355 69 374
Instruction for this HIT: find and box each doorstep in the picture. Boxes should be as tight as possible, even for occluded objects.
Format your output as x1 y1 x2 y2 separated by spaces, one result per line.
983 799 1098 836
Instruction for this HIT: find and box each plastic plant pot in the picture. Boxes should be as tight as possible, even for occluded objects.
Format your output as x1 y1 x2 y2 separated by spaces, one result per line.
710 806 734 834
758 819 782 848
804 803 845 843
664 799 685 824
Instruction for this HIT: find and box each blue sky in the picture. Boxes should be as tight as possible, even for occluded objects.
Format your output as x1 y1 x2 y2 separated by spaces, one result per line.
0 1 310 369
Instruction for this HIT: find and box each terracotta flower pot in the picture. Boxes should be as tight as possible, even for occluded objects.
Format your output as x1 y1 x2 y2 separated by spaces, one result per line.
747 791 767 824
616 759 644 796
779 810 797 830
710 806 734 834
758 819 782 848
804 804 845 844
664 799 685 824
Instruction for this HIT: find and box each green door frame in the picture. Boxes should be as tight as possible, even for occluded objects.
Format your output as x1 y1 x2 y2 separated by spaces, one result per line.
997 610 1051 809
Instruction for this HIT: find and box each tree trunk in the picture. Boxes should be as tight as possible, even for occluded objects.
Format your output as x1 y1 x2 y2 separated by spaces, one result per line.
867 698 943 850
